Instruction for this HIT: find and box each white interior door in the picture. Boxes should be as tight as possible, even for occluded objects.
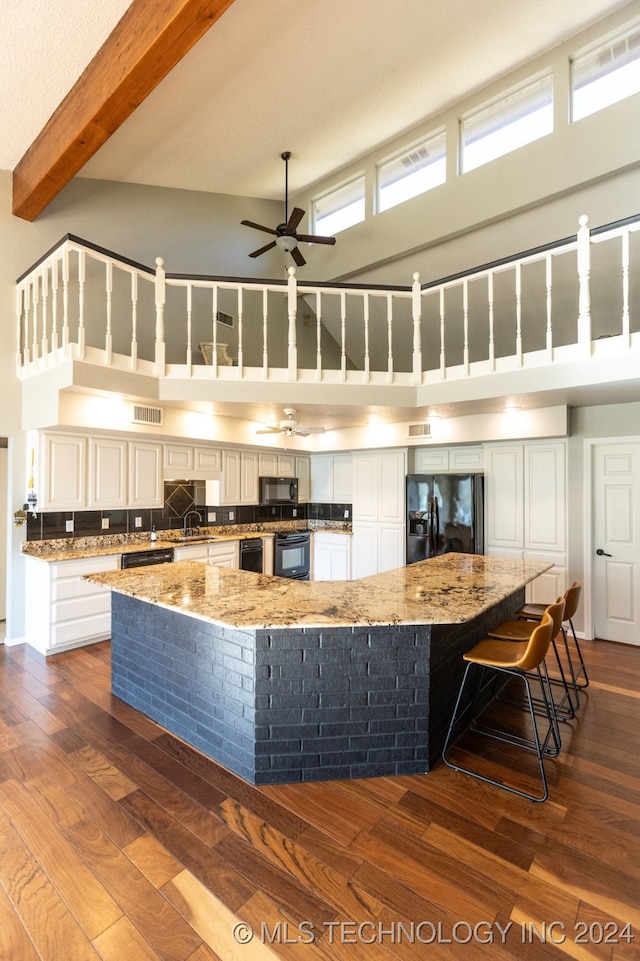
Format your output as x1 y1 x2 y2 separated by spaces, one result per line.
593 442 640 645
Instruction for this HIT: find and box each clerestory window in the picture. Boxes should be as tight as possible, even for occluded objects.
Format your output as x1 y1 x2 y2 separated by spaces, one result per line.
572 22 640 121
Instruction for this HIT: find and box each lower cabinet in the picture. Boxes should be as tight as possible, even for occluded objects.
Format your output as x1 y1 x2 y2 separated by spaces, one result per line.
25 554 120 655
351 522 404 579
312 532 351 581
173 541 239 567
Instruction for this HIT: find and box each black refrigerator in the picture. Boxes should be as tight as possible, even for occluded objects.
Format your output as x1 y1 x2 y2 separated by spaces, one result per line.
406 473 484 564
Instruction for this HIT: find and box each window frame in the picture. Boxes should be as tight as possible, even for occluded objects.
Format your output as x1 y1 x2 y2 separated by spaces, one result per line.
311 173 366 236
376 129 447 213
571 20 640 122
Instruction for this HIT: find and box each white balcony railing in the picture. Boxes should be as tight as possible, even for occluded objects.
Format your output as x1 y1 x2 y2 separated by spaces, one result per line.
15 214 640 390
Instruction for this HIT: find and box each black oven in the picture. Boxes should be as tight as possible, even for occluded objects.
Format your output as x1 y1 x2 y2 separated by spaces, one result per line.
274 531 310 580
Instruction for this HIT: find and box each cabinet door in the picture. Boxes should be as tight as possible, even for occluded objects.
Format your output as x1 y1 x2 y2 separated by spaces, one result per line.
208 541 239 568
194 446 222 475
163 444 194 475
128 441 163 508
351 522 378 578
414 448 450 472
296 456 310 502
220 449 241 504
278 453 296 477
40 433 86 510
485 445 524 550
333 454 353 502
313 538 333 580
450 446 484 472
241 451 259 504
524 443 566 553
310 455 333 502
378 450 406 524
258 452 279 477
378 523 405 572
88 437 127 509
352 453 378 521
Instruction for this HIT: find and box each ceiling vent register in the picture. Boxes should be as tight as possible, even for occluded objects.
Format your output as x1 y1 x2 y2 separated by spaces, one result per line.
408 422 432 437
132 405 163 426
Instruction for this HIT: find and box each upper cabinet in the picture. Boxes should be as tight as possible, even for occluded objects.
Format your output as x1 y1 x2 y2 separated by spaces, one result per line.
39 433 87 511
163 443 222 478
410 445 484 474
310 453 352 503
127 441 163 508
258 452 296 477
88 437 127 509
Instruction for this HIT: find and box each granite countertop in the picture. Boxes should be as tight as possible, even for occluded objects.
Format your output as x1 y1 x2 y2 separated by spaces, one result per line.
21 523 352 564
84 553 551 629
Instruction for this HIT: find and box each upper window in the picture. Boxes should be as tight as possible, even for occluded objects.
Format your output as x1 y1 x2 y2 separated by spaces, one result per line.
312 175 365 235
377 131 446 212
572 23 640 121
461 74 553 173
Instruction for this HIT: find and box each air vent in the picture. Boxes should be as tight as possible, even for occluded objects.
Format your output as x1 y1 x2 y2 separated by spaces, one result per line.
132 404 163 426
216 310 234 328
408 422 431 438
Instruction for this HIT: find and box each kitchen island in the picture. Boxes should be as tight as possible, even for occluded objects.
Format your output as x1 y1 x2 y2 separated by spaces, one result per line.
86 553 550 784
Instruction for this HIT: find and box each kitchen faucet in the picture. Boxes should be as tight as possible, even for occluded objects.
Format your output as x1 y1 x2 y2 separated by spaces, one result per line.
182 510 202 537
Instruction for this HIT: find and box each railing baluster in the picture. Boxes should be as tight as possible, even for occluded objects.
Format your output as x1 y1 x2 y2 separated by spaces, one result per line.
105 260 113 365
412 272 422 384
41 267 49 364
545 252 553 359
622 229 630 347
211 285 218 377
577 214 592 353
386 293 393 383
31 274 39 368
463 278 469 375
439 287 446 379
340 291 347 382
261 287 268 376
16 286 24 374
186 283 193 374
515 262 522 365
363 293 370 382
287 267 297 380
488 272 495 371
315 291 323 379
130 272 138 370
51 258 59 356
154 256 165 375
62 246 70 355
237 286 244 372
77 249 86 359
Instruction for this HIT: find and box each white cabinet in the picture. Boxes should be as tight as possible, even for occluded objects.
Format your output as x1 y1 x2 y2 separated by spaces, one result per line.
163 443 222 478
241 451 259 504
485 440 567 600
352 449 406 576
128 441 163 508
40 433 86 510
296 456 311 502
25 554 119 655
174 541 239 567
88 437 127 509
411 445 484 473
258 452 296 477
311 453 352 503
313 532 351 581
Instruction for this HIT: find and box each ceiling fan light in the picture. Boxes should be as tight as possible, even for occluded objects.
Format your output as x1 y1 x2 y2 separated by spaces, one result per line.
276 235 297 252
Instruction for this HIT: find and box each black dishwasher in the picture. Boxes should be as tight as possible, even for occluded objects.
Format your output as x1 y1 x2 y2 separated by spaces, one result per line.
239 537 263 573
121 548 174 568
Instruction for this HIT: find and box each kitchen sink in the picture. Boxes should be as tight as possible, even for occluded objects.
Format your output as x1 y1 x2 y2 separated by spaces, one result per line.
177 535 220 543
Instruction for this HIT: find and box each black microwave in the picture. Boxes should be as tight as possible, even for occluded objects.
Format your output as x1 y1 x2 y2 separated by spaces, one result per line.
259 476 298 506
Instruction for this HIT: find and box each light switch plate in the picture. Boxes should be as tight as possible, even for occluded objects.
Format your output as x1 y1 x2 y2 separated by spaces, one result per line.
134 516 143 528
228 511 234 521
65 519 74 533
208 511 216 522
101 518 110 530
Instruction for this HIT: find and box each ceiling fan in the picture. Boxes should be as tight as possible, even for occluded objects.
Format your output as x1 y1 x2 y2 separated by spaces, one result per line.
256 408 325 437
241 151 336 267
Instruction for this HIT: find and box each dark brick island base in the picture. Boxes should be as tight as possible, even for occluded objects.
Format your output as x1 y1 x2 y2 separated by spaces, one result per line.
110 586 524 784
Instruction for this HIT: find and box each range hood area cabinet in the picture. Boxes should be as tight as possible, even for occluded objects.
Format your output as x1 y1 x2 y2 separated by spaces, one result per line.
38 432 163 511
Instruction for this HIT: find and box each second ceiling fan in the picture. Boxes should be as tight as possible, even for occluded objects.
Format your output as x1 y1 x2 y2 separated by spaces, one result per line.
241 152 336 267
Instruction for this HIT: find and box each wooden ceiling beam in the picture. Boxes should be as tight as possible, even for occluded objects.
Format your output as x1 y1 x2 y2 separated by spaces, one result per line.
12 0 237 221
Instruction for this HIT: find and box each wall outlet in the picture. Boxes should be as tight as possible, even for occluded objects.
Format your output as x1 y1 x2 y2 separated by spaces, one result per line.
344 509 350 519
65 519 74 533
208 511 216 523
101 517 110 530
293 508 298 517
228 510 234 521
134 516 143 528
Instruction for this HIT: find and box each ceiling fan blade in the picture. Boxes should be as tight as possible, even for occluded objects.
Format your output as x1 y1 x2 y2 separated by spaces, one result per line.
291 245 306 267
296 233 336 246
286 207 305 231
256 426 280 434
241 220 277 236
249 241 277 258
301 426 326 434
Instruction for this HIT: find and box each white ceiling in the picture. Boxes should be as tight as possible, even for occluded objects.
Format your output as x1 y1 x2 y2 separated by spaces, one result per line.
1 0 630 200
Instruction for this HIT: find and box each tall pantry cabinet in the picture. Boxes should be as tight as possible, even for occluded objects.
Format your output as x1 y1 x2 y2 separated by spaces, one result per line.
485 440 567 601
351 449 407 578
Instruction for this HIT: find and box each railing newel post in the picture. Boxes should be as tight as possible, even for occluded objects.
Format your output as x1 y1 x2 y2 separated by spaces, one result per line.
577 214 592 354
287 266 298 380
154 256 166 375
412 272 422 384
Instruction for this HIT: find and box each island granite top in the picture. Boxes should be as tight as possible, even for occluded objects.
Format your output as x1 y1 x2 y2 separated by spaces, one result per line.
84 553 551 630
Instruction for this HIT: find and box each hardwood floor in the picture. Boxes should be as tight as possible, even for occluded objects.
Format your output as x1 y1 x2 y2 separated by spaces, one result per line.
0 637 639 961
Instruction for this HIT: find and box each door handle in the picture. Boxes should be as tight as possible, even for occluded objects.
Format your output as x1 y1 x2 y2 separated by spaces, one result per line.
596 548 612 557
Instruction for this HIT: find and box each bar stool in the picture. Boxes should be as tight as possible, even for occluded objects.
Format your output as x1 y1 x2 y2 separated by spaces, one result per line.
442 612 557 802
518 582 587 693
487 597 577 721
